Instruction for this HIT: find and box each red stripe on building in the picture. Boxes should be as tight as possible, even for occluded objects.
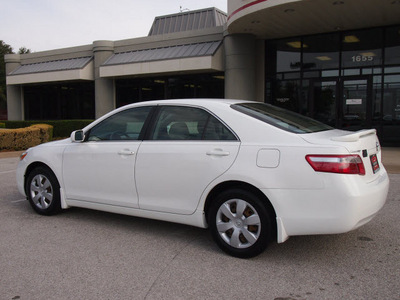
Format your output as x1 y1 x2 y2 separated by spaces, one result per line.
228 0 270 21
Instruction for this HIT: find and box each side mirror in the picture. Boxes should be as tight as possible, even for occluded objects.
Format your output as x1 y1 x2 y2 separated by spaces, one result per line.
71 130 85 143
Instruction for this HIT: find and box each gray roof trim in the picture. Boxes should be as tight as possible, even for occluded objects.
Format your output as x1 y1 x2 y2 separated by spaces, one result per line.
10 56 93 76
149 7 227 36
103 41 222 66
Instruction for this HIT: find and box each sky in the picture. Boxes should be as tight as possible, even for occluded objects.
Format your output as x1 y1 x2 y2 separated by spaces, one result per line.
1 0 227 53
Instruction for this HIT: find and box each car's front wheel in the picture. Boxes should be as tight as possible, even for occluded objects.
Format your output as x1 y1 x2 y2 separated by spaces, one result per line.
26 166 61 215
208 189 274 258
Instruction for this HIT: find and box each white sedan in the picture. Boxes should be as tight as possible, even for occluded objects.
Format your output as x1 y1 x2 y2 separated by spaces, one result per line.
16 99 389 258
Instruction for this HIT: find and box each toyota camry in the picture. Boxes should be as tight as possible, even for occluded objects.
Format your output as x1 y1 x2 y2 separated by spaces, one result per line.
16 99 389 258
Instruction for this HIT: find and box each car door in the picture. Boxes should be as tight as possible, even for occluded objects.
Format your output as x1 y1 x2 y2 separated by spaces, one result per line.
62 106 152 208
135 105 240 215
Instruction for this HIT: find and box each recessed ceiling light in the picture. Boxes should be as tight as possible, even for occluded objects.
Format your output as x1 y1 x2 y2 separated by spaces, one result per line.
284 8 295 13
360 52 376 57
286 41 308 48
343 35 360 43
316 56 332 61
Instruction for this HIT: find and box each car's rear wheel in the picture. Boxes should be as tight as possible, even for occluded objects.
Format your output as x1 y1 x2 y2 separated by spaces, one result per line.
26 167 61 215
208 189 274 258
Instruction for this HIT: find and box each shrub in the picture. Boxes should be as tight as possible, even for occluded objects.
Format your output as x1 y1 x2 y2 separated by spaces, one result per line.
0 123 5 129
4 120 93 138
0 124 53 151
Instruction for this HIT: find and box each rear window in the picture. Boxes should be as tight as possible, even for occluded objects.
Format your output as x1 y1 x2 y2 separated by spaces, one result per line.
231 103 333 134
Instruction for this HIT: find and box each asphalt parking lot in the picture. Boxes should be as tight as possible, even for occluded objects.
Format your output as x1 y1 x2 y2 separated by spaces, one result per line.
0 156 399 300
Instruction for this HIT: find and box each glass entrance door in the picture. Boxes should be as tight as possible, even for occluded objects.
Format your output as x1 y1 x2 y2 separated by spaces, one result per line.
340 77 372 131
308 80 338 127
309 77 372 130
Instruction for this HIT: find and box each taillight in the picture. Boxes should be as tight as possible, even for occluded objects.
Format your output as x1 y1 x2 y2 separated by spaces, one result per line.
306 155 365 175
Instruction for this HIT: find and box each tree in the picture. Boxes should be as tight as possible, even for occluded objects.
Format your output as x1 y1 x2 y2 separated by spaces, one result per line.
0 40 14 110
0 42 32 115
19 47 31 54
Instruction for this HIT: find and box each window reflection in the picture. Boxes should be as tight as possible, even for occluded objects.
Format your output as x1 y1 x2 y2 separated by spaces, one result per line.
265 25 400 144
24 83 95 120
382 74 400 143
341 28 383 70
385 26 400 65
115 73 224 108
303 34 340 71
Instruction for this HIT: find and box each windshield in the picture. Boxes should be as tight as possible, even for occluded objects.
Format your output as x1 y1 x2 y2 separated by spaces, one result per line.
232 103 333 134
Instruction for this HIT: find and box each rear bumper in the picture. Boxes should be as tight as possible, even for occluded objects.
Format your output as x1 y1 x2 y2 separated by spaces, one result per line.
264 170 390 243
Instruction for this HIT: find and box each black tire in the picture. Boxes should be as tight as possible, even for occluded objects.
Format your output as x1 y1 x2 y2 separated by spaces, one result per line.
25 166 62 216
208 189 274 258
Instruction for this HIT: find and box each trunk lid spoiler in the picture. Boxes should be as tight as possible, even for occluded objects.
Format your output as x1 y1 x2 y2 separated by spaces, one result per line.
330 129 376 142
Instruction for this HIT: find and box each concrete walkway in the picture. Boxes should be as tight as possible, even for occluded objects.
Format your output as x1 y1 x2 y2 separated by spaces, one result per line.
1 147 398 174
381 147 400 174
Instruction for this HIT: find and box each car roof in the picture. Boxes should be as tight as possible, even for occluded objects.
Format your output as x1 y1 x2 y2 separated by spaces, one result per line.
84 98 257 132
126 98 253 108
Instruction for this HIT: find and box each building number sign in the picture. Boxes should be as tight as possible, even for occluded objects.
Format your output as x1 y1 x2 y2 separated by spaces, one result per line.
351 55 374 63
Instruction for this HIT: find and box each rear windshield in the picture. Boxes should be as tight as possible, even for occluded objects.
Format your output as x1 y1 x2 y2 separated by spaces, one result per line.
231 103 333 134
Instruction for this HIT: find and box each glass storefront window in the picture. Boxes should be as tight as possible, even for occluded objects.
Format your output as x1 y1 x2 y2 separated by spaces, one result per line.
343 69 361 76
303 33 340 72
271 80 301 112
362 68 382 75
385 66 400 74
116 73 224 108
265 25 400 144
385 26 400 65
382 74 400 143
341 28 383 70
24 83 94 120
266 39 301 74
307 80 337 127
383 75 400 119
372 75 383 125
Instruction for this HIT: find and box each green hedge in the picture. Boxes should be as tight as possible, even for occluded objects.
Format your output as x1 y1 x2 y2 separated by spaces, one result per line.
0 123 5 129
4 120 93 138
0 124 53 151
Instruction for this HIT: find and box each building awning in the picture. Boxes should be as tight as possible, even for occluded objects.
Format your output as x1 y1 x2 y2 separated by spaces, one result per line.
100 41 224 78
227 0 400 39
7 57 94 85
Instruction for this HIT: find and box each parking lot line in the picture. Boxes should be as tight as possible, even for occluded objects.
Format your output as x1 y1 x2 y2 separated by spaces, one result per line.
11 199 26 203
0 170 16 175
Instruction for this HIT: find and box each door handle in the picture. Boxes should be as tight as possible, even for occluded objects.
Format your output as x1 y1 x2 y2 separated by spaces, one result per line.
118 150 135 156
206 149 230 157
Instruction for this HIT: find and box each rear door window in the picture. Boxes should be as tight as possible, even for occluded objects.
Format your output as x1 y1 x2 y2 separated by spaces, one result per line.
150 106 237 141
